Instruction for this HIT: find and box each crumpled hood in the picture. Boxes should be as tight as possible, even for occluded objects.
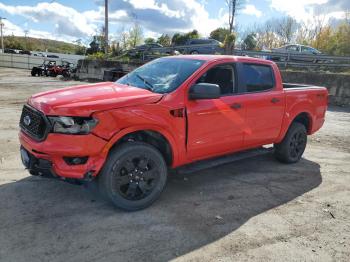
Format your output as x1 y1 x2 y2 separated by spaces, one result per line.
28 82 163 116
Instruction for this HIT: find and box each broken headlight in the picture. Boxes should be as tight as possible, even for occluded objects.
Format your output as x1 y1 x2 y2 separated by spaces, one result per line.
49 116 98 135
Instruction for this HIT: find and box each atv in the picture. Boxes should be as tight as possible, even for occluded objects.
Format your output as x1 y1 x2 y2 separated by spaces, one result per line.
47 61 76 78
31 60 57 77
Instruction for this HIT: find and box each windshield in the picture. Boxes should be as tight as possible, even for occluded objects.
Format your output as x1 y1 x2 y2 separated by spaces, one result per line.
116 58 205 94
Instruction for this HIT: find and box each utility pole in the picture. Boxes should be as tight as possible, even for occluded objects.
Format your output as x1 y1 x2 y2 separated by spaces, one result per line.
24 30 29 50
0 17 6 53
104 0 108 54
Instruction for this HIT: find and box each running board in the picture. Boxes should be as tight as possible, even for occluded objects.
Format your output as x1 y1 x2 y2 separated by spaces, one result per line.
174 147 274 175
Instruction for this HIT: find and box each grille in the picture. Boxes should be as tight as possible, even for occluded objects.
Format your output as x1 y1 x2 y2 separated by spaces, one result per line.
20 105 48 141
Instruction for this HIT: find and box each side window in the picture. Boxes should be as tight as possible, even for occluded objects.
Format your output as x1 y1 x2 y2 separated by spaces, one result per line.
191 39 202 45
286 45 298 51
196 64 236 95
242 64 274 93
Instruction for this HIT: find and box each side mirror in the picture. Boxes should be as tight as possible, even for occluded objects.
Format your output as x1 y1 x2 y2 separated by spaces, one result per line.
189 83 221 100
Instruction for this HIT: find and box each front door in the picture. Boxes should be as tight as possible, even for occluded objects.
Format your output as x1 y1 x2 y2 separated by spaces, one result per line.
186 63 246 161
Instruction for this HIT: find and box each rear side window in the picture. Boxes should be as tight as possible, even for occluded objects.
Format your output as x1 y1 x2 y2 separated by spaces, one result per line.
242 64 275 92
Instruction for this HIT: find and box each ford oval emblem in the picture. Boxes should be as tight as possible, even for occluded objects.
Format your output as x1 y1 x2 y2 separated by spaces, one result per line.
23 115 31 126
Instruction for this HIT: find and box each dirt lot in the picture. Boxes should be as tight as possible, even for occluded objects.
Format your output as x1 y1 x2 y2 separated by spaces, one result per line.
0 68 349 262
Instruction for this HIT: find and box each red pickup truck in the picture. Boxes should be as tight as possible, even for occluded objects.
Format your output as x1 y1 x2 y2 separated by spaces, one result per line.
19 55 328 210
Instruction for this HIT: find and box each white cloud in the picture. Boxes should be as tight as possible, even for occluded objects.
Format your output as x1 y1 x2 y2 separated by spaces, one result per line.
100 0 227 36
268 0 346 21
242 4 262 17
0 0 229 41
2 19 69 41
0 2 97 39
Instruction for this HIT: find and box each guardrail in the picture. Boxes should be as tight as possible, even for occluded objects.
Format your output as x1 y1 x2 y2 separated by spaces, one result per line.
129 44 350 70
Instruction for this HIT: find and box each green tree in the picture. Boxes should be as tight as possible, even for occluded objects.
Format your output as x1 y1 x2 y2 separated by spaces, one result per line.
171 30 200 45
87 35 102 54
4 34 24 49
333 22 350 55
128 23 143 48
311 22 350 56
157 34 171 46
223 32 236 54
111 40 121 56
243 33 257 50
210 27 230 43
144 37 155 44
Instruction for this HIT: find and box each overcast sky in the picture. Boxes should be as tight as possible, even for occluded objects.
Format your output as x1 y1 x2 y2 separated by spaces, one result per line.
0 0 348 43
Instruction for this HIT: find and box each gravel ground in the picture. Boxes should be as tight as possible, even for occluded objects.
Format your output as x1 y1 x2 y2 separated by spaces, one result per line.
0 68 349 262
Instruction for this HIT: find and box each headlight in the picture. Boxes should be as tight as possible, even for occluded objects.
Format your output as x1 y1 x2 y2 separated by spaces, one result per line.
49 116 98 134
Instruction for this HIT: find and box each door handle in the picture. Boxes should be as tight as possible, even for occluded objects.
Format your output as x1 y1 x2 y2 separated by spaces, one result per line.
271 98 280 104
230 103 242 109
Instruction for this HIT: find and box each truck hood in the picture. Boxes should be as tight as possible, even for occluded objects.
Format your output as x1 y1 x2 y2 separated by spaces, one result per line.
28 82 163 116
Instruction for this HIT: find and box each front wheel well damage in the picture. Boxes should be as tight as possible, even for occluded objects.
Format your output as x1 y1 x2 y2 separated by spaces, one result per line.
111 130 173 166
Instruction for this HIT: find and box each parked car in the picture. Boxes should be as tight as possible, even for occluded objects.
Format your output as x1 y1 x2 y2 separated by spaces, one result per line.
47 54 60 59
19 55 328 211
33 52 45 57
128 43 164 57
272 44 323 62
4 48 17 54
31 60 57 76
180 38 223 54
19 50 31 55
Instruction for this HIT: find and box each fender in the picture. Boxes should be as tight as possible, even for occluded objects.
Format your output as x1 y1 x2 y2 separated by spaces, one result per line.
276 99 314 143
101 124 182 167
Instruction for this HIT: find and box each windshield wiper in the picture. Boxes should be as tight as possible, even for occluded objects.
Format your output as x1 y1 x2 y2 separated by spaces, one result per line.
135 74 154 91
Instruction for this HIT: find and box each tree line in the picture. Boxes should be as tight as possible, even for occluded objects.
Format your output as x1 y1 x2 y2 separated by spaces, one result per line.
240 14 350 56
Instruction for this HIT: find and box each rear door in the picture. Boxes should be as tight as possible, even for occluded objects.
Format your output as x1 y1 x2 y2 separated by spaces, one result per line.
186 62 246 160
238 63 285 147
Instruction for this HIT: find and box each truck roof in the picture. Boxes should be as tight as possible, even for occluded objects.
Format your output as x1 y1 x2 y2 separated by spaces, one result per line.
166 54 275 65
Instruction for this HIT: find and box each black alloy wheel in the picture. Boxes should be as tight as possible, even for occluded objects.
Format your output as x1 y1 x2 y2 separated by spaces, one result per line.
274 122 307 163
98 142 167 211
112 154 160 201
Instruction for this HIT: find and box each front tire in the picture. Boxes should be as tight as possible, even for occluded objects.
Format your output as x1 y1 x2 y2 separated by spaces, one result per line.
98 142 167 211
274 122 307 163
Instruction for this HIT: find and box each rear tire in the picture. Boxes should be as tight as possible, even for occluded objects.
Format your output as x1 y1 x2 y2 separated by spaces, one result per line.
274 122 307 163
98 142 167 211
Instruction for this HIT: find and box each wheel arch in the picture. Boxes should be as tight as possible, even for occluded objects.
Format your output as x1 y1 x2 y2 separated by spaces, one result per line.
277 111 314 143
292 112 312 134
103 126 178 167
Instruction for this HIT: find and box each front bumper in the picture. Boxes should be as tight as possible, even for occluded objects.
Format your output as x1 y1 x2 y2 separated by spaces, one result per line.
19 131 108 179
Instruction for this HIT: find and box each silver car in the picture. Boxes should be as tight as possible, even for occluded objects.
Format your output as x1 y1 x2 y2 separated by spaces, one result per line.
272 44 322 62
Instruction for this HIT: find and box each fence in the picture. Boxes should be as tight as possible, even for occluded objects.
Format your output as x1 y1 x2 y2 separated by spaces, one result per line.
0 53 84 70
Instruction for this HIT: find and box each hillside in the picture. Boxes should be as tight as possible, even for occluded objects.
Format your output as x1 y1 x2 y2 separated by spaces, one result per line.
3 35 85 54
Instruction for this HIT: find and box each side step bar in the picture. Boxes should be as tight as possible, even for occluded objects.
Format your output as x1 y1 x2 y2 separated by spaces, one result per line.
174 147 274 175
